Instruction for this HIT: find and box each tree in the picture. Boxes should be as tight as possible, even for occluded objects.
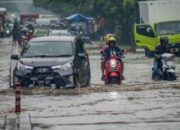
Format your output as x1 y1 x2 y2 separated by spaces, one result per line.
33 0 142 47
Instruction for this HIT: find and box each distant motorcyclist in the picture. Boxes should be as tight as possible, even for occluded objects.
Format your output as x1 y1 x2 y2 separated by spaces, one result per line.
12 18 19 45
101 36 124 80
18 25 29 47
152 36 171 80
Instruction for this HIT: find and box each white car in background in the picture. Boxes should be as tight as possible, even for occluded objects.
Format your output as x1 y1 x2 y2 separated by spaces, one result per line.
49 30 72 36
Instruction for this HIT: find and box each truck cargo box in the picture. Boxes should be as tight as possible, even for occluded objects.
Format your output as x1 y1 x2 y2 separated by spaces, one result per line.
139 0 180 25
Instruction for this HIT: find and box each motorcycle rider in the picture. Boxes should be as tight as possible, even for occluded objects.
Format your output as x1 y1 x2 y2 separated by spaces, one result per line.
152 36 171 80
100 34 114 80
101 36 124 80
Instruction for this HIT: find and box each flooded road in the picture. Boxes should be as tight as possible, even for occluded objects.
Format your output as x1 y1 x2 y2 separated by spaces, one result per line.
1 89 180 130
0 38 12 90
0 39 180 130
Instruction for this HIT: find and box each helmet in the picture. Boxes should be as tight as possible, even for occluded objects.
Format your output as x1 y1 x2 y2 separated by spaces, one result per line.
160 36 169 45
108 36 116 43
104 33 114 43
108 36 116 46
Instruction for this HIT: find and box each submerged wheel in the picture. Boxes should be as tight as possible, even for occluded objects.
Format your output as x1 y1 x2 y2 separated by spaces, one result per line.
74 74 81 88
167 72 176 81
85 72 91 87
108 76 120 84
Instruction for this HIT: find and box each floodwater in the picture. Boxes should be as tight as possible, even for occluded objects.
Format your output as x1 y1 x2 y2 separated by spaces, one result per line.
0 39 180 130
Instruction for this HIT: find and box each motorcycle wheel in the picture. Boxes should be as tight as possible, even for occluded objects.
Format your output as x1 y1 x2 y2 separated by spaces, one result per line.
167 72 176 81
108 76 120 84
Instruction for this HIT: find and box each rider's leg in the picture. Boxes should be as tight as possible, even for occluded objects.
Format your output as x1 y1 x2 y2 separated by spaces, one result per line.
119 60 125 80
101 60 105 80
152 61 158 80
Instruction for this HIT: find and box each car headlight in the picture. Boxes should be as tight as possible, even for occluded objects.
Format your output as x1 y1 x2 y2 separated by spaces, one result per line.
52 62 72 71
17 62 33 70
110 59 117 68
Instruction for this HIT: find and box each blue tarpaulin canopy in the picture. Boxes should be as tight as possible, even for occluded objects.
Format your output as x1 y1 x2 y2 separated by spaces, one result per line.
65 13 94 22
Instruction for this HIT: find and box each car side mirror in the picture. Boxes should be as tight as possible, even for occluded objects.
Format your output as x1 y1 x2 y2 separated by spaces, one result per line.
11 54 19 60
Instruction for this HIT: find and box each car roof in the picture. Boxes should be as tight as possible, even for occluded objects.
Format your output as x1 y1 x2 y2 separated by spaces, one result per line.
30 36 76 42
50 30 70 34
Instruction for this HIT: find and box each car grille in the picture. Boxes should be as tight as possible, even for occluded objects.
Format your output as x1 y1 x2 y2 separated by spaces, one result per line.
32 67 52 76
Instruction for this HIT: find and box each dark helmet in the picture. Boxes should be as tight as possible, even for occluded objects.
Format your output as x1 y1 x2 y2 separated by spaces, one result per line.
160 36 169 45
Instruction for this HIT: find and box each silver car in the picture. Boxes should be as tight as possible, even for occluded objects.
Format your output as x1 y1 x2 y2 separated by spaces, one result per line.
10 36 91 88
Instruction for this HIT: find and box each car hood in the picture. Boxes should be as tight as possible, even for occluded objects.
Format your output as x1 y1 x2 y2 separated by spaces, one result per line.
20 57 74 67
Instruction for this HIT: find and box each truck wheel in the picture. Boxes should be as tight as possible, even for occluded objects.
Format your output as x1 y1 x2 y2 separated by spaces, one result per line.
145 48 154 57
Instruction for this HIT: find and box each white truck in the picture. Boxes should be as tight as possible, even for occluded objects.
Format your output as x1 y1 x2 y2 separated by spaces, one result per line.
134 0 180 57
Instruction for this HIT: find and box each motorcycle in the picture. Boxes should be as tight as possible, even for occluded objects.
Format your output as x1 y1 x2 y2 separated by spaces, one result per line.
105 55 124 85
18 34 28 47
153 53 176 81
18 29 32 47
5 28 11 37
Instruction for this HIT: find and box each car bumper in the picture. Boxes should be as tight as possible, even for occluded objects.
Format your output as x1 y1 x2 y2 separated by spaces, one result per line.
14 67 75 88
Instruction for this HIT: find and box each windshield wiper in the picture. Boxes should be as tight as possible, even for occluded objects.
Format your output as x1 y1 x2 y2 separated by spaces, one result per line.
22 54 72 58
23 55 52 58
51 55 72 57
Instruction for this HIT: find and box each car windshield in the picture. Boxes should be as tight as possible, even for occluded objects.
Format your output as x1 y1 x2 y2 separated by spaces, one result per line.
156 21 180 35
22 41 73 57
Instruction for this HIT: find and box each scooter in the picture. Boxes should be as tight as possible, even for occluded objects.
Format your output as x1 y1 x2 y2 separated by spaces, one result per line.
162 53 176 81
153 53 176 81
105 55 124 85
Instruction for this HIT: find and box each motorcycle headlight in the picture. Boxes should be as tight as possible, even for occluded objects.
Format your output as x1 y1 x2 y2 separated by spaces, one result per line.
110 59 117 68
6 30 10 33
52 62 72 71
17 62 33 70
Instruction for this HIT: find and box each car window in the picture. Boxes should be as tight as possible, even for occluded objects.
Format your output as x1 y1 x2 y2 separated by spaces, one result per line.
136 25 155 38
22 41 73 57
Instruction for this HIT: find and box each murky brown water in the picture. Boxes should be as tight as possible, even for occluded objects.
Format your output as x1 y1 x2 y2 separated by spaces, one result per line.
0 39 180 130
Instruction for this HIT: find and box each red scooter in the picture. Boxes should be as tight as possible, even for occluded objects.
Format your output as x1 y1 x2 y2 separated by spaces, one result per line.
105 55 124 85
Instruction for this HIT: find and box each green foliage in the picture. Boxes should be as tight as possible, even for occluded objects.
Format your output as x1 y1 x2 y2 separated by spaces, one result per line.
33 0 143 46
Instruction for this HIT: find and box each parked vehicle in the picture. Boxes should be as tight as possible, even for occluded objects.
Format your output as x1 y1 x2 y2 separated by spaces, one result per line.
10 36 91 88
152 53 176 81
0 8 7 38
105 56 124 85
134 0 180 57
49 30 72 36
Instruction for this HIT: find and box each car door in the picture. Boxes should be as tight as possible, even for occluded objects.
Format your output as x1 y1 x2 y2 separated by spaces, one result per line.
75 39 90 85
134 24 159 51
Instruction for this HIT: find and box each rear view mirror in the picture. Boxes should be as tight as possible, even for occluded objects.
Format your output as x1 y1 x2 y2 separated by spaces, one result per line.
11 54 19 60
